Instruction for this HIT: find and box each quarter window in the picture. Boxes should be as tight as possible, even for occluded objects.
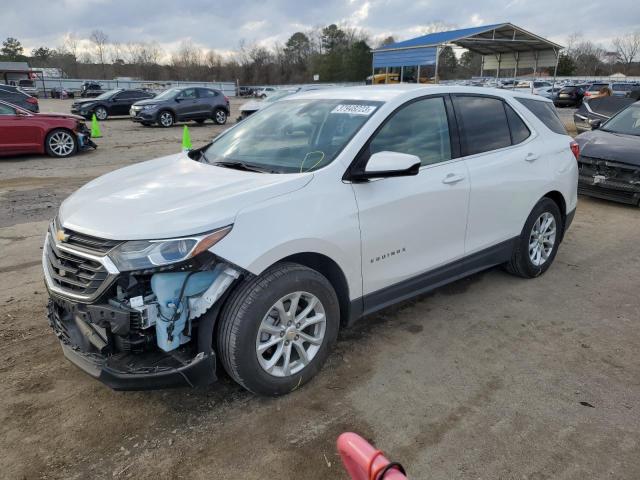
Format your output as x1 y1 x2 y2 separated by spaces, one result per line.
369 97 452 166
504 103 531 144
515 97 567 135
453 96 512 156
198 88 217 98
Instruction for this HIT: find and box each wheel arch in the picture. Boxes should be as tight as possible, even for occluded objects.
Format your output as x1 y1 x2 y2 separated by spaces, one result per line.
276 252 352 328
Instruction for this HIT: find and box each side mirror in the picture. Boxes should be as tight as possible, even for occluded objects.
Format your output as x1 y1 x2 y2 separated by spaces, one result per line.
351 151 421 181
590 119 602 130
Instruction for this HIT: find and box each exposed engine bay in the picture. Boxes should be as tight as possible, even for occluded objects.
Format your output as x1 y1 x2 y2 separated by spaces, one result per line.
43 220 242 389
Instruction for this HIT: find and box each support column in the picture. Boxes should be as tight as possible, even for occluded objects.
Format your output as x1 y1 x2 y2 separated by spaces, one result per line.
417 65 421 83
552 48 560 90
385 67 389 84
513 52 519 89
434 46 441 84
400 66 404 83
480 55 484 77
496 53 502 80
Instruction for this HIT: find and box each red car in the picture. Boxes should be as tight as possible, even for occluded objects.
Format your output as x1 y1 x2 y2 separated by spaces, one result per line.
0 100 96 158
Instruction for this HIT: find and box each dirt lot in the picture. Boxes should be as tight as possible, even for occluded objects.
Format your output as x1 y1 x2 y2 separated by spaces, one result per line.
1 98 639 480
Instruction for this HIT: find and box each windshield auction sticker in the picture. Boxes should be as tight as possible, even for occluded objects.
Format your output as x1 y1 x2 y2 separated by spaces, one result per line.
331 104 377 115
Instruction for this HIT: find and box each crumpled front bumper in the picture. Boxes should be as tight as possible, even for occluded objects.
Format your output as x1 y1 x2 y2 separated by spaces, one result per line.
47 299 217 391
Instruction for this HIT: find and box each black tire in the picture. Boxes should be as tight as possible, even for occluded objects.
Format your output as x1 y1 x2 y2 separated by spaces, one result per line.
94 106 108 121
217 262 340 396
157 110 174 128
213 108 227 125
45 129 77 158
506 197 563 278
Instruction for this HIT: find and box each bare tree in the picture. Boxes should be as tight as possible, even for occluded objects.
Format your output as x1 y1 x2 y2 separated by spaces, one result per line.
613 31 640 74
90 29 109 78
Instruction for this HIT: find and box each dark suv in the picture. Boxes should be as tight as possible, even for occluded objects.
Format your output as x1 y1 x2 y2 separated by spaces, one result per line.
71 89 155 120
0 84 39 112
129 87 230 127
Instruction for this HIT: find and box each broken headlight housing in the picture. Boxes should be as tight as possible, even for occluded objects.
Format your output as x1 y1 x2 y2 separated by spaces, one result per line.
108 225 232 271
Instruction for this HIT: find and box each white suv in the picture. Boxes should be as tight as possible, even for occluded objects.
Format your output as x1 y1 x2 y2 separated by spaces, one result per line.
43 85 578 395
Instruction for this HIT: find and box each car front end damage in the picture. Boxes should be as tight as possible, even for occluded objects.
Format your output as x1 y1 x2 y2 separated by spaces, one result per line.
43 220 242 390
75 120 97 151
578 155 640 205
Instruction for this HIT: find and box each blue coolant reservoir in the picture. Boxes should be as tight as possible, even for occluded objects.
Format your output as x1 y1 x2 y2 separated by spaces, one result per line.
151 271 218 352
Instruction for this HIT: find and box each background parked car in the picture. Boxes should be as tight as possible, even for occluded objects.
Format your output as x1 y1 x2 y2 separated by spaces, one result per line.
17 79 39 97
535 86 561 100
0 84 39 112
574 102 640 205
0 99 95 158
79 82 106 98
573 96 636 133
611 83 640 98
238 86 255 97
71 88 155 120
554 85 587 107
582 83 610 100
49 87 75 99
254 87 276 98
129 86 230 127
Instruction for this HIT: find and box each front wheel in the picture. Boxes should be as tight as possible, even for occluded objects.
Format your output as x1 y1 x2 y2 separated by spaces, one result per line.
506 198 563 278
45 129 77 158
217 263 339 396
94 106 108 120
157 110 174 128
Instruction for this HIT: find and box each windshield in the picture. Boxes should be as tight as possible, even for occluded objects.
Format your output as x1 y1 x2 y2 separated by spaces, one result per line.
153 88 180 100
203 99 382 173
601 104 640 136
94 89 120 100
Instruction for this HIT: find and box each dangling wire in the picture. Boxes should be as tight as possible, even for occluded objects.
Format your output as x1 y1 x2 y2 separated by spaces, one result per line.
299 150 325 173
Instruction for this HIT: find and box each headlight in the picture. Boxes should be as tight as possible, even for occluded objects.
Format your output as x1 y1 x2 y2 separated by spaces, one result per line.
142 104 156 110
108 225 232 271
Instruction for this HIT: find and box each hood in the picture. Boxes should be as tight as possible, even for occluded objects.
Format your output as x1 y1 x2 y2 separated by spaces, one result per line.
576 129 640 166
133 98 161 106
59 153 313 240
72 98 99 106
36 112 85 121
240 99 264 112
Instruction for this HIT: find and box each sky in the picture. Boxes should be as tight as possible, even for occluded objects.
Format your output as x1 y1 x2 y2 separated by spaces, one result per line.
1 0 638 59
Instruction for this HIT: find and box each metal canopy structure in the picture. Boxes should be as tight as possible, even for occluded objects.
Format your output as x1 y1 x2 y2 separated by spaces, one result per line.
372 23 563 82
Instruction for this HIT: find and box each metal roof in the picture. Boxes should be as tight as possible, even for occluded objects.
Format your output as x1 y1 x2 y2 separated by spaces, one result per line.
0 61 30 72
372 23 563 69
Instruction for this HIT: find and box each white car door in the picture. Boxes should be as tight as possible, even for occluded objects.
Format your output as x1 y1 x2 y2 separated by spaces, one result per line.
451 94 550 254
350 95 470 303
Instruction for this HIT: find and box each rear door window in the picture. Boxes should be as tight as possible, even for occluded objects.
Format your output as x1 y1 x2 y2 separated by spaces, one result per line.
452 95 512 156
515 98 567 135
197 88 217 98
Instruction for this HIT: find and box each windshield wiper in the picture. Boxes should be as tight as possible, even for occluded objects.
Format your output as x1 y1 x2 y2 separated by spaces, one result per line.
211 161 272 173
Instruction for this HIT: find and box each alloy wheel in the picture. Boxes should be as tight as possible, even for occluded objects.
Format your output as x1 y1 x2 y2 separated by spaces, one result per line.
95 107 107 120
215 110 226 124
159 111 173 127
48 131 75 157
528 212 556 267
256 291 326 377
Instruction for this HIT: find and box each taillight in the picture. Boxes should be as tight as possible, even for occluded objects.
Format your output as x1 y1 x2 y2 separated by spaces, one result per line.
583 91 591 97
26 97 38 104
570 141 580 160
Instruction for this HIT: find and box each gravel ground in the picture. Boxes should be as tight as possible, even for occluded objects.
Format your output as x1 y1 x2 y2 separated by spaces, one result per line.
1 98 639 480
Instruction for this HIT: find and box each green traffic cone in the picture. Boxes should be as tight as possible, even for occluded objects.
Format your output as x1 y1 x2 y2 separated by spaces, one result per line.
182 125 192 151
90 114 102 138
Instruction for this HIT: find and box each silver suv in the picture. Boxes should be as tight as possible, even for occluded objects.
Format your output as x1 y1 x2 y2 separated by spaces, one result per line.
130 87 230 127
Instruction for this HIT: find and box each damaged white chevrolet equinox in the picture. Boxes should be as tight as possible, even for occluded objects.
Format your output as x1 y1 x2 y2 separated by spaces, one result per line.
44 85 578 395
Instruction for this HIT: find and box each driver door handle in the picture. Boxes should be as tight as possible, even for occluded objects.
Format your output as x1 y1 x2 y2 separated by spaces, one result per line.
525 153 539 162
442 173 465 185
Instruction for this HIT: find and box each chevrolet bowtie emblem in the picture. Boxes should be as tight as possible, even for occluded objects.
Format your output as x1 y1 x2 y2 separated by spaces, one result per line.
56 230 70 243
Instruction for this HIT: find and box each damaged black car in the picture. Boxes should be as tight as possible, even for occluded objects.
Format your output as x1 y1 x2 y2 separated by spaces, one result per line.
575 102 640 206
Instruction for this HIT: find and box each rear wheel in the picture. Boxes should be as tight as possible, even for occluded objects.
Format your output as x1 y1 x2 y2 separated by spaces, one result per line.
213 108 227 125
158 110 174 127
94 106 108 120
217 263 339 396
506 198 562 278
45 129 77 158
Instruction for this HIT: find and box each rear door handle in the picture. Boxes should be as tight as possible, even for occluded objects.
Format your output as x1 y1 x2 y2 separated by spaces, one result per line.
525 153 539 162
442 173 465 185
